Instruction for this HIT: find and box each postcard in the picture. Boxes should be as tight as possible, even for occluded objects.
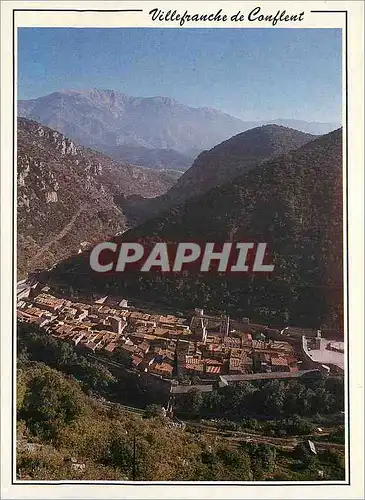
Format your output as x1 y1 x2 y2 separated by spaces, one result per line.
1 1 364 499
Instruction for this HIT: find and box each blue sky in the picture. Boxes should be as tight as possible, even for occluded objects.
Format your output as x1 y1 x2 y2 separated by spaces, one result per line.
18 28 342 122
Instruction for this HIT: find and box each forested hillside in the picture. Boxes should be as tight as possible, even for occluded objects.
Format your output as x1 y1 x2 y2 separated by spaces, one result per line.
49 129 343 330
16 323 345 481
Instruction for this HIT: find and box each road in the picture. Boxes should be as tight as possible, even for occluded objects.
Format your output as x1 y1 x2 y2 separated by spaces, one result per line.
187 421 345 452
90 394 344 453
30 205 86 264
95 398 145 416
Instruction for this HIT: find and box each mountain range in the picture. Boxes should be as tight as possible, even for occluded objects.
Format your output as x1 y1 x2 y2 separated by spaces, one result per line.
18 89 340 171
17 118 175 277
48 127 343 330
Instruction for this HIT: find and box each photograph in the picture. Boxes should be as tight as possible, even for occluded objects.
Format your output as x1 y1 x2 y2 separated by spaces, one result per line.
13 24 348 484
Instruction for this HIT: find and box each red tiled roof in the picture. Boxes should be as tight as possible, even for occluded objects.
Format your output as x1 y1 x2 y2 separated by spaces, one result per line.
85 342 97 350
185 363 204 372
131 355 143 367
152 362 173 374
229 358 244 369
104 342 117 353
206 365 222 374
185 356 202 365
205 358 223 366
271 356 288 366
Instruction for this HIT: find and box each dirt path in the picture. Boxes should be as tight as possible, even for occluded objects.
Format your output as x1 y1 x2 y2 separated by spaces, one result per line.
187 422 345 451
31 205 86 263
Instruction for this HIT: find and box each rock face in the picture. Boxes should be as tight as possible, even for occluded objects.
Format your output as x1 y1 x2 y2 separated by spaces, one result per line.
51 129 343 330
18 88 339 169
17 118 175 277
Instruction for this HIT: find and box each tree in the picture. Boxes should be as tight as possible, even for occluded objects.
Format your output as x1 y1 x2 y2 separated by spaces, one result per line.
243 443 277 479
181 389 203 416
20 365 85 440
106 437 133 477
144 404 166 419
17 369 27 410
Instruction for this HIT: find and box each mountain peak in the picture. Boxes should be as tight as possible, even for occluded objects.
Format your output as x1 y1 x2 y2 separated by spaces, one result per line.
160 124 316 208
18 90 246 153
18 89 340 159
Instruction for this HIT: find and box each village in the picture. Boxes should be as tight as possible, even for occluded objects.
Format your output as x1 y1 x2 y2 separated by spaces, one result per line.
17 282 344 388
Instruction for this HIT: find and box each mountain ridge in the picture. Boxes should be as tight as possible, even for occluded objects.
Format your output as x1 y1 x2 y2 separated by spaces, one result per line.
123 124 317 223
18 89 340 171
17 117 175 277
49 128 343 330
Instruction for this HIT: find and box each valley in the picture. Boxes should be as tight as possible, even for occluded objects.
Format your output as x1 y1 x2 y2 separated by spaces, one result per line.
46 127 343 331
16 90 344 483
17 118 175 277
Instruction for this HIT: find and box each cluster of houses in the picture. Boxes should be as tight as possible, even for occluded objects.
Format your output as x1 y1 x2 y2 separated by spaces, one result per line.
176 328 298 379
17 285 300 382
17 285 189 379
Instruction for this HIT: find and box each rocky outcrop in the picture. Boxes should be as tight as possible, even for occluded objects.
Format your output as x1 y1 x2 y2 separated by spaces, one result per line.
17 118 176 277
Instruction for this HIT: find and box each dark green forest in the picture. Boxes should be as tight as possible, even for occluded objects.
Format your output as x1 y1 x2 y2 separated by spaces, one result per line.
50 129 343 330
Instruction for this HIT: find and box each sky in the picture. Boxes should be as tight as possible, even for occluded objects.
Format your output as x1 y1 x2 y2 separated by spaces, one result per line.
18 28 342 123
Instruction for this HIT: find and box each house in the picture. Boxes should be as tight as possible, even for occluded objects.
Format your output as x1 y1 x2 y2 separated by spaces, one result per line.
25 306 45 318
34 293 65 312
84 341 98 352
76 309 89 321
228 356 252 374
270 356 289 372
185 362 204 374
139 353 156 372
53 324 75 338
205 365 222 375
223 336 241 349
205 358 223 367
138 341 150 354
131 355 143 368
150 362 173 378
104 342 117 353
270 340 293 354
109 316 127 335
94 295 108 305
306 439 317 455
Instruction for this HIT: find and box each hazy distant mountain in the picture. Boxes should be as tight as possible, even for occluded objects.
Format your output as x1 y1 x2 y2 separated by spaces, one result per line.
18 89 247 153
100 144 194 172
17 118 175 277
18 89 339 170
50 129 343 330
